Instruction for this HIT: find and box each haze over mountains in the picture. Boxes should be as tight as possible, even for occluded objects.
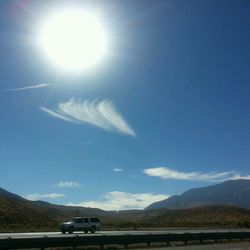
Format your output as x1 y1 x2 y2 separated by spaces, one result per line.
1 179 250 231
146 179 250 210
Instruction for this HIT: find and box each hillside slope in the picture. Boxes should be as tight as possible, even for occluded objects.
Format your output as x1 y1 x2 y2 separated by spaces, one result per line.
146 179 250 210
0 187 106 231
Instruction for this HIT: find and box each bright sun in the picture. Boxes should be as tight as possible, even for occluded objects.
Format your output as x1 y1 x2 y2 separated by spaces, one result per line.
39 9 108 72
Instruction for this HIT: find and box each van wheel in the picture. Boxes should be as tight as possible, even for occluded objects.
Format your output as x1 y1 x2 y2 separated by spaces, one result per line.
90 226 96 233
61 229 66 234
68 227 74 234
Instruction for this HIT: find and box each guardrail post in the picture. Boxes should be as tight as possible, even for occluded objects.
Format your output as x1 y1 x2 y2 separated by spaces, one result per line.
40 236 47 250
124 234 129 249
73 234 79 249
147 233 151 247
199 233 203 244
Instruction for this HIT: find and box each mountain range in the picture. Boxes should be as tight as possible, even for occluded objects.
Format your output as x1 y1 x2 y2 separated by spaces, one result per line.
146 179 250 210
1 179 250 231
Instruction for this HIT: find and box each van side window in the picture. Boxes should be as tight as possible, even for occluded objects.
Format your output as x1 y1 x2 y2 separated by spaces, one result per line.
90 218 100 222
76 218 83 223
84 218 89 223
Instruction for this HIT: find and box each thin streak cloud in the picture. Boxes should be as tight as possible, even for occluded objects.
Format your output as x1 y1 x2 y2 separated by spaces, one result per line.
5 83 50 91
40 107 76 123
41 99 136 137
144 167 250 182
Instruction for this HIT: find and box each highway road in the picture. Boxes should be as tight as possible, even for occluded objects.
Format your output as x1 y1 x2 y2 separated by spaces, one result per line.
1 229 250 239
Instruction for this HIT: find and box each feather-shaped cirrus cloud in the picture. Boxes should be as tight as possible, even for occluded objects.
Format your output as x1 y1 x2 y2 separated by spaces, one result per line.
41 99 136 137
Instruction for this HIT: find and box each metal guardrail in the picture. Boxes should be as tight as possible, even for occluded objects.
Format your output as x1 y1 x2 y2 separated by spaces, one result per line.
0 231 250 250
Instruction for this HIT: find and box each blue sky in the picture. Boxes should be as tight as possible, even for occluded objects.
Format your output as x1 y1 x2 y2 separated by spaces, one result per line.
0 0 250 210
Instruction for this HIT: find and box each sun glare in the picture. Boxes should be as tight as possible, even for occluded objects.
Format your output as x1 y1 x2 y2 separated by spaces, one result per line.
39 9 108 72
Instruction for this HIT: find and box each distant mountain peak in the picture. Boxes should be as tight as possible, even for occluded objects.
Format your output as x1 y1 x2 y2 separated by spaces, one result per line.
145 179 250 210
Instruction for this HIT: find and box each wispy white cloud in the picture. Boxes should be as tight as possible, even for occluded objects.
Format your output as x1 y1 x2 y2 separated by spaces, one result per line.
41 99 136 137
55 181 80 188
67 191 168 211
113 168 123 172
40 107 75 122
25 193 65 201
5 83 50 91
83 141 92 145
144 167 250 182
